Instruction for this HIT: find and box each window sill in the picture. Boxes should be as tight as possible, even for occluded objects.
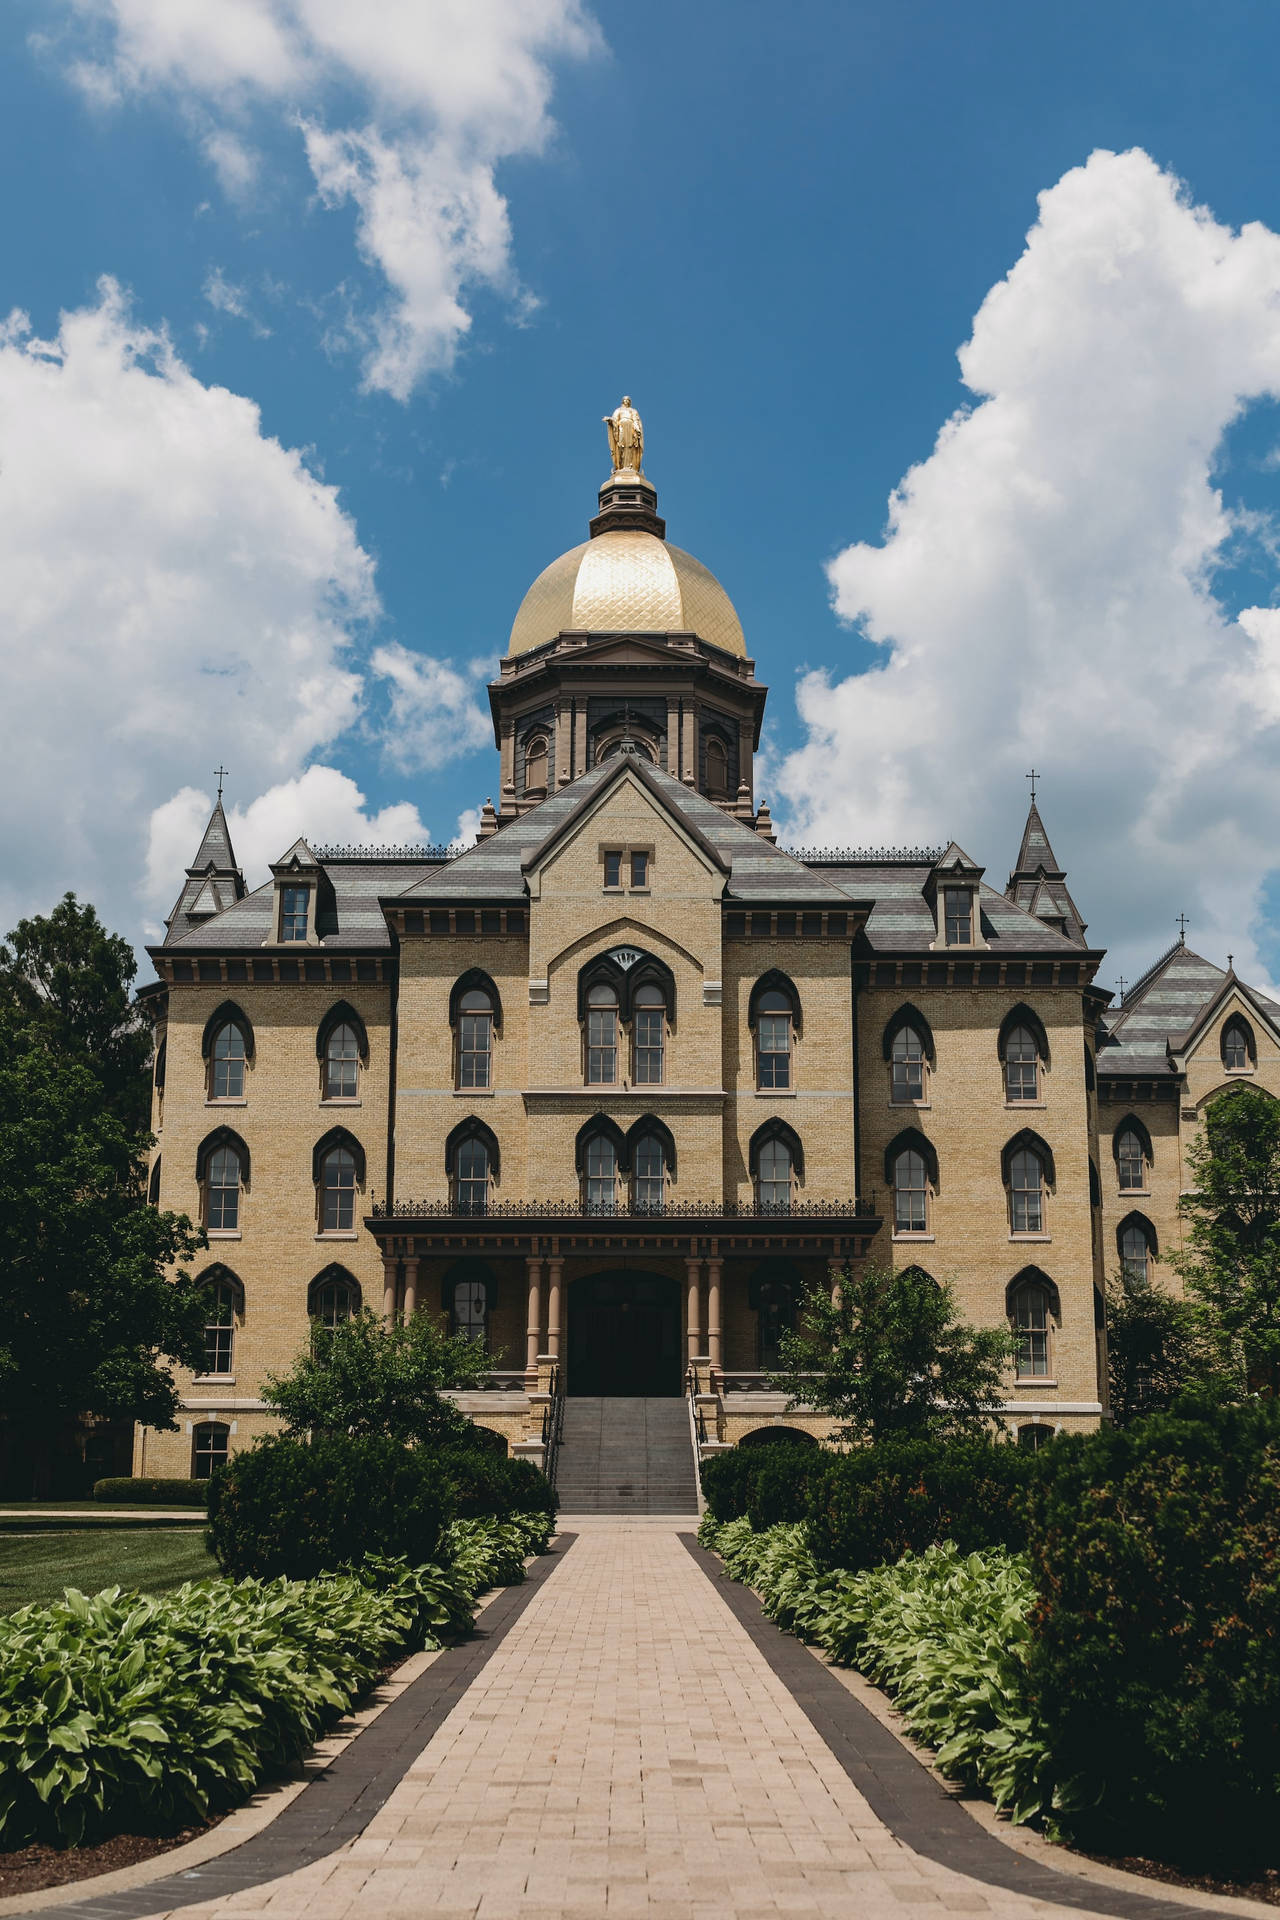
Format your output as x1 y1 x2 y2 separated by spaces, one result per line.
193 1374 235 1385
321 1098 362 1107
456 1087 494 1097
315 1230 358 1241
1009 1232 1052 1243
1118 1188 1150 1197
889 1100 931 1110
205 1098 248 1108
892 1232 935 1242
755 1088 796 1098
1004 1101 1045 1110
1015 1377 1057 1388
207 1230 242 1240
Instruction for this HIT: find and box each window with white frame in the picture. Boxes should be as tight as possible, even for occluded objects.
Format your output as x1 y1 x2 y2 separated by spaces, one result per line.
633 982 665 1084
280 885 310 942
318 1144 357 1232
210 1021 247 1100
584 1134 618 1212
1116 1125 1147 1190
1009 1148 1046 1233
632 1134 666 1212
206 1145 241 1232
1011 1281 1053 1378
893 1148 929 1233
192 1422 229 1479
943 888 973 945
756 991 792 1090
891 1025 927 1103
201 1276 239 1375
586 983 619 1084
458 989 494 1089
323 1022 361 1100
1004 1025 1040 1102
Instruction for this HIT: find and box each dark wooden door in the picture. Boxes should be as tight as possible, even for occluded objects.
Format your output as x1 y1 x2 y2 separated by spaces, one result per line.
569 1272 681 1395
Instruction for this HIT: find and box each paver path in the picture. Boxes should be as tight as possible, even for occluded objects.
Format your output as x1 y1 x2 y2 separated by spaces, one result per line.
153 1525 1165 1920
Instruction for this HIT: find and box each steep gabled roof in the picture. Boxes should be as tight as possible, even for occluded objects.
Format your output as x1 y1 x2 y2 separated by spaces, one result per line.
1097 942 1224 1076
1006 798 1087 944
165 798 246 942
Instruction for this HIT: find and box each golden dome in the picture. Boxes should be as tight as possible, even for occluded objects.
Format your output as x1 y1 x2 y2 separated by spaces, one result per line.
507 529 746 659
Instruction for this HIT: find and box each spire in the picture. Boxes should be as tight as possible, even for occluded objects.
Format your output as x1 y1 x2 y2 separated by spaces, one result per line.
1006 787 1087 942
165 788 246 939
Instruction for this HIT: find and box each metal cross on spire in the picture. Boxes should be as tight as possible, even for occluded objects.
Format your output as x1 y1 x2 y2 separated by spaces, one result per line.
1025 768 1040 802
213 765 229 801
1116 974 1127 1002
1177 912 1190 943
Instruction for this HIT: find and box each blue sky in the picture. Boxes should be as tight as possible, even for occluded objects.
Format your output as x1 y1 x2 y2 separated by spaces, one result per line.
2 1 1280 992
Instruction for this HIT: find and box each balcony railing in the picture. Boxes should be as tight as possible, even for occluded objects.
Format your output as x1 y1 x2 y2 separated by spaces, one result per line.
370 1195 879 1221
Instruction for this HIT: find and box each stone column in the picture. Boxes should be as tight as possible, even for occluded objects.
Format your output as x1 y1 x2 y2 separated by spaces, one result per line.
499 722 515 811
526 1254 544 1371
667 697 681 777
686 1254 703 1362
738 719 754 807
554 704 571 786
706 1249 723 1367
403 1255 419 1320
681 703 697 785
546 1250 564 1360
381 1253 398 1323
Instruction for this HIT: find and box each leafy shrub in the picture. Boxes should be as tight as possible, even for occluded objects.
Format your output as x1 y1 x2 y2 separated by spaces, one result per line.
94 1478 207 1506
206 1435 450 1580
0 1513 548 1848
437 1447 557 1522
700 1439 827 1525
805 1436 1038 1572
1025 1392 1280 1869
702 1515 1049 1826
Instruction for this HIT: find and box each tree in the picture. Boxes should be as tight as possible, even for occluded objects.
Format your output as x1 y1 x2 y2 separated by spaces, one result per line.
772 1262 1014 1445
263 1309 488 1449
0 1006 206 1490
1174 1084 1280 1398
0 894 152 1131
1105 1272 1213 1427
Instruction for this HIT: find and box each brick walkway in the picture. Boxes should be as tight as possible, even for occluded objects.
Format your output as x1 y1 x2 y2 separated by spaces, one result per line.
149 1524 1130 1920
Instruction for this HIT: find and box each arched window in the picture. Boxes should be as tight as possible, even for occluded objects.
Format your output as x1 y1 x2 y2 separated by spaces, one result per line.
999 1005 1048 1102
209 1022 246 1100
458 989 494 1089
323 1022 361 1100
892 1148 929 1233
705 735 730 797
1004 1026 1039 1103
207 1146 242 1231
1115 1119 1150 1191
1018 1423 1053 1451
632 1133 666 1213
584 1133 618 1213
309 1267 361 1328
148 1155 161 1206
192 1421 229 1480
1009 1148 1045 1233
891 1026 927 1104
1008 1275 1056 1378
750 1120 802 1212
198 1269 242 1376
154 1037 167 1097
633 981 665 1085
524 734 549 794
756 991 792 1090
313 1129 364 1234
1222 1016 1255 1072
456 1136 491 1214
586 981 619 1085
1118 1212 1157 1286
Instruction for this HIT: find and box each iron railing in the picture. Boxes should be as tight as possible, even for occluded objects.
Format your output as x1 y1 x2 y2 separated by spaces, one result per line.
371 1196 878 1222
541 1364 565 1489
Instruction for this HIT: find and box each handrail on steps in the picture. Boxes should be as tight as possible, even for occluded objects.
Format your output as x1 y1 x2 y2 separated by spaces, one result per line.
685 1364 708 1518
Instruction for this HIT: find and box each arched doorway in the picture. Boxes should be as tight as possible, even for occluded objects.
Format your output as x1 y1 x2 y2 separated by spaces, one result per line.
568 1270 682 1396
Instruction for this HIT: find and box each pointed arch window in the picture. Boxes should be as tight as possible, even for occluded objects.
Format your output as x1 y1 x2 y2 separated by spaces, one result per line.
891 1027 927 1104
705 735 730 798
456 1137 490 1214
202 1003 254 1102
999 1006 1048 1103
198 1268 242 1376
1118 1213 1157 1286
314 1129 364 1234
192 1421 229 1480
585 1134 619 1213
756 1137 793 1210
1008 1273 1059 1379
756 992 793 1089
323 1022 360 1100
1222 1016 1255 1072
197 1130 249 1233
309 1267 361 1328
1115 1119 1150 1191
459 990 494 1088
586 982 619 1085
632 1133 666 1213
633 982 665 1085
148 1155 162 1206
893 1149 929 1233
1009 1149 1044 1233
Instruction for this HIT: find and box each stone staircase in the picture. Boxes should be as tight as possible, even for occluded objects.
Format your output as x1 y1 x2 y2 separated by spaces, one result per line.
555 1397 699 1514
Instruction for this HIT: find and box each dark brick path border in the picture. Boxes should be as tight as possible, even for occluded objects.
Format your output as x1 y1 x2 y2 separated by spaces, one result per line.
682 1534 1242 1920
29 1536 577 1920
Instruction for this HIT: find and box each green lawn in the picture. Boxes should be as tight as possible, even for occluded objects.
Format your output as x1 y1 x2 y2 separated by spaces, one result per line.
0 1528 219 1612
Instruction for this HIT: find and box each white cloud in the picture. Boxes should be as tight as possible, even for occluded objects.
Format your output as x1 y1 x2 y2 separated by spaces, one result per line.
56 0 601 397
145 767 432 926
0 280 377 946
203 266 270 336
776 149 1280 990
370 642 494 772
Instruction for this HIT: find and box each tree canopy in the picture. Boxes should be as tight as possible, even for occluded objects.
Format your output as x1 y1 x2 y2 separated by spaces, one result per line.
263 1309 488 1449
1174 1083 1280 1397
772 1262 1014 1444
1105 1273 1213 1427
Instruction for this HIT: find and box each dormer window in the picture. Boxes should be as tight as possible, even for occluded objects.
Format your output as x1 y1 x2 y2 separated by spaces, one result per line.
1222 1016 1254 1072
943 888 973 945
281 886 309 942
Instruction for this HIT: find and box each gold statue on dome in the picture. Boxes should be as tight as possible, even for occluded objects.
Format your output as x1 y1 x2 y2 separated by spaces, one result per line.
603 395 644 475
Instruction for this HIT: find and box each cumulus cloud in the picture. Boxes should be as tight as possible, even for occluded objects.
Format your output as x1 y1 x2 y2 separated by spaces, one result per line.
0 280 376 944
145 767 433 925
777 149 1280 990
56 0 601 397
370 642 494 772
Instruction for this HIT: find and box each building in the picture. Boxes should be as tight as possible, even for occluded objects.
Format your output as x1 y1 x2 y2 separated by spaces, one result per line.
136 405 1261 1481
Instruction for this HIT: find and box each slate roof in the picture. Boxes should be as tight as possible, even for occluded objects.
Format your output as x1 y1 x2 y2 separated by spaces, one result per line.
1095 941 1280 1077
1004 800 1088 944
161 864 435 953
166 799 246 938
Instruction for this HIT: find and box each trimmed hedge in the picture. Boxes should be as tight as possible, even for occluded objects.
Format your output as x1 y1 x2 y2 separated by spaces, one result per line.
206 1436 450 1580
93 1478 207 1507
700 1440 827 1526
805 1437 1038 1572
1026 1392 1280 1870
438 1447 558 1523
